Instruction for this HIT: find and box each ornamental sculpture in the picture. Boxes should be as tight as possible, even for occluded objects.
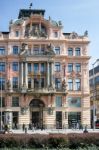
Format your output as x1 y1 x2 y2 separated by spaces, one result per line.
20 43 28 55
25 23 47 38
62 79 67 92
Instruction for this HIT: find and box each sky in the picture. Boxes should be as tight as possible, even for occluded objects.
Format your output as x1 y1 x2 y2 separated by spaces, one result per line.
0 0 99 69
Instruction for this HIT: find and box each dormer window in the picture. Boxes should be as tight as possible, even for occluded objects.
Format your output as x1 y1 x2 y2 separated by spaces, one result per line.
15 31 19 37
54 31 58 38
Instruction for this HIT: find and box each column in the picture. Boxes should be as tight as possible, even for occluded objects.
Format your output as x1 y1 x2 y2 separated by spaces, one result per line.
25 62 28 87
51 62 55 88
21 62 23 86
47 62 50 87
31 63 34 89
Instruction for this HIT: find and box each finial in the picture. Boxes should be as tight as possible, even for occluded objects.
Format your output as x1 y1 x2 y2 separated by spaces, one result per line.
29 3 33 9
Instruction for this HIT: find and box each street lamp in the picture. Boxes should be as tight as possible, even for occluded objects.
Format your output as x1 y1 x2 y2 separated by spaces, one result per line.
92 59 99 130
0 73 2 131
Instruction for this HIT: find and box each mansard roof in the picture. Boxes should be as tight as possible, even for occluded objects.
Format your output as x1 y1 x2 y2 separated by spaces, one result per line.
18 9 45 19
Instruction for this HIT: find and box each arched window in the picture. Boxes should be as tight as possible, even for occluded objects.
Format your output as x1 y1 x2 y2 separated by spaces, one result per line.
75 78 81 91
68 79 73 90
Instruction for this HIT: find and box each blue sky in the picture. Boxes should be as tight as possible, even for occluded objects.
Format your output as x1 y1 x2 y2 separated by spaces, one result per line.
0 0 99 69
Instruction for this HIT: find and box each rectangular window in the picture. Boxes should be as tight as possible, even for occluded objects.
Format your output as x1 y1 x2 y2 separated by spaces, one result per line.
28 63 32 73
68 97 81 107
0 62 5 72
41 78 44 88
34 63 39 74
75 63 81 72
75 48 81 56
68 79 73 90
55 78 61 89
0 97 5 107
68 63 73 72
68 48 73 56
75 79 81 91
28 78 32 88
13 77 18 89
12 62 18 71
34 78 39 88
33 45 39 55
13 46 18 54
41 63 45 74
12 97 19 107
55 62 60 72
56 96 62 107
0 77 5 90
54 32 58 38
41 45 45 54
0 47 5 55
55 47 60 55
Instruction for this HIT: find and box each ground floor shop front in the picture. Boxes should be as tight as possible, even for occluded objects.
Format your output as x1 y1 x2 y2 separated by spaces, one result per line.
0 98 90 129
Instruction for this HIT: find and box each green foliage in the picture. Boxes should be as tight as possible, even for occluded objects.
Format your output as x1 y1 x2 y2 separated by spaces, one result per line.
0 133 99 149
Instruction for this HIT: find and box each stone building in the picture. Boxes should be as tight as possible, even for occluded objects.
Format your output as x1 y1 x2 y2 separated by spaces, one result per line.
0 7 90 129
89 64 99 127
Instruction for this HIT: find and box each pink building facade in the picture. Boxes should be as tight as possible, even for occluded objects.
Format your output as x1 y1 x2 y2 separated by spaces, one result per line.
0 8 90 129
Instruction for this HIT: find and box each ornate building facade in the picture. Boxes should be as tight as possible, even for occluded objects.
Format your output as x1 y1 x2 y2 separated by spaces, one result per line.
0 8 90 129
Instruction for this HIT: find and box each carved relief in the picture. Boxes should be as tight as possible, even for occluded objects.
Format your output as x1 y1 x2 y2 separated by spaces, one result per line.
82 46 87 55
69 32 78 39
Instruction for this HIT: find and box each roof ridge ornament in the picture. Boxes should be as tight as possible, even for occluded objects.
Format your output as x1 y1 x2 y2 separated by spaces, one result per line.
29 3 33 9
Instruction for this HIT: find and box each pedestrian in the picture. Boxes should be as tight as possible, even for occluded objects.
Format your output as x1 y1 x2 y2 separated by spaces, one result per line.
22 123 25 131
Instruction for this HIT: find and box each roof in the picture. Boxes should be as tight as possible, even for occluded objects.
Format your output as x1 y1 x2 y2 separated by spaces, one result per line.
18 9 45 19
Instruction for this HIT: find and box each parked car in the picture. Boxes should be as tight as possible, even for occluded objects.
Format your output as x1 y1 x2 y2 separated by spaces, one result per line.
95 120 99 129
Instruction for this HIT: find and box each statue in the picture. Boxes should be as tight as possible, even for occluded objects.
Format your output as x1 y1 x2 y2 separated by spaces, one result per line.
25 26 30 37
7 80 11 89
45 44 55 55
20 43 28 55
62 79 67 91
84 30 88 37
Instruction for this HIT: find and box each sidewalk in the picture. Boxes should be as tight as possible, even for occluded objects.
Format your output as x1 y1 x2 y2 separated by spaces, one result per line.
11 128 99 134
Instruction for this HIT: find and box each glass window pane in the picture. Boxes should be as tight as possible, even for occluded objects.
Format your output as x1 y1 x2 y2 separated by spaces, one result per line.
12 62 18 71
13 46 18 54
56 96 62 107
68 79 73 90
55 62 60 71
0 47 5 55
68 48 73 56
12 97 19 107
68 63 73 72
0 62 5 72
75 48 80 56
75 79 81 91
0 77 5 90
0 97 5 107
55 47 60 54
75 63 81 72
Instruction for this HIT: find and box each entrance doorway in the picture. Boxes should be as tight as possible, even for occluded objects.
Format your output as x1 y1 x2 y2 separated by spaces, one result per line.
68 112 81 129
56 111 62 129
29 99 44 129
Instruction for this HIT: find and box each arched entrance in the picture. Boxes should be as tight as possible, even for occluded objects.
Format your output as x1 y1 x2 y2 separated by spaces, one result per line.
29 99 45 129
